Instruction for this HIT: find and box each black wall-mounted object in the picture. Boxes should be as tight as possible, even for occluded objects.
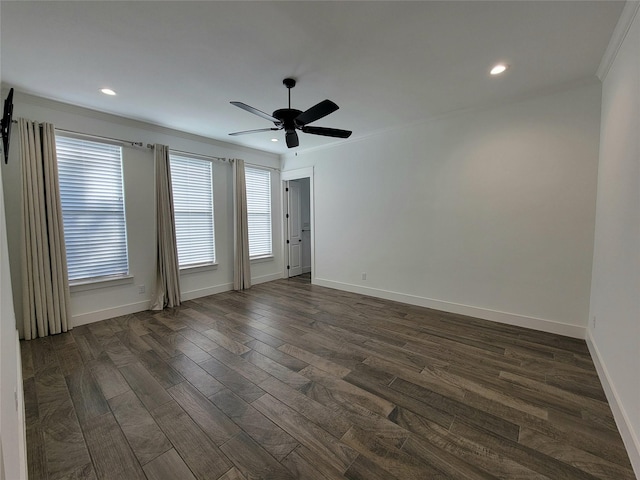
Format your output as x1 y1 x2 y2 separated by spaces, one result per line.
1 88 14 164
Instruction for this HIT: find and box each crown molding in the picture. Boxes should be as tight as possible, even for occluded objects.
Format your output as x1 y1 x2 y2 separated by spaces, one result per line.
597 1 640 81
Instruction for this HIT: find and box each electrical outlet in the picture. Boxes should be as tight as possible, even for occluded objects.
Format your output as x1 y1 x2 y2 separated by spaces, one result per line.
592 315 596 329
361 273 367 281
138 284 146 294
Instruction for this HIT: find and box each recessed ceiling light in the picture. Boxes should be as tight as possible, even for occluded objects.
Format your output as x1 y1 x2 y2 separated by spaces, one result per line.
271 138 278 142
490 64 509 75
100 88 116 96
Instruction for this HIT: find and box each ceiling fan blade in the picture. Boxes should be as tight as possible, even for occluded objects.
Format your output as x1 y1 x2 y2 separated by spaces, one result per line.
286 131 299 148
229 127 281 136
230 101 281 123
295 99 339 126
301 126 352 138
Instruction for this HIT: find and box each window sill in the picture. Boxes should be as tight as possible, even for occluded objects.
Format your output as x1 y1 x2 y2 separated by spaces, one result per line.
180 263 219 274
250 255 274 264
70 275 134 292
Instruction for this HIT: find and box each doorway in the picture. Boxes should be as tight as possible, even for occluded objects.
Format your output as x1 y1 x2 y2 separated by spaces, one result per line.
282 168 314 281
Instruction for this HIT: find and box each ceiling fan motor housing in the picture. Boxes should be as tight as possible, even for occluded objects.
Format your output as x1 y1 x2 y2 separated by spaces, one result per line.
273 108 302 131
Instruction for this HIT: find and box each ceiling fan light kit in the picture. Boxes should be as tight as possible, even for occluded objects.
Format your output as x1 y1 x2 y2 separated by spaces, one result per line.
229 78 352 148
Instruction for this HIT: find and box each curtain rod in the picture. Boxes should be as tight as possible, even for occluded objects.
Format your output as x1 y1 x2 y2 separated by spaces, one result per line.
15 119 278 170
13 120 144 148
245 162 280 172
146 144 231 163
55 127 143 148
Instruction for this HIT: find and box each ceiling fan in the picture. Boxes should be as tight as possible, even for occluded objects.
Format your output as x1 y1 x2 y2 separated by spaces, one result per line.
229 78 352 148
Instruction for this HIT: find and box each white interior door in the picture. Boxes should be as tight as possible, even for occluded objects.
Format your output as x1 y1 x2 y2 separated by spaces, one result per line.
287 181 303 277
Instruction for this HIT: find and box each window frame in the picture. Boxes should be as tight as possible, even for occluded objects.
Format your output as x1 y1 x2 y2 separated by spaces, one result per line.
55 134 130 285
169 152 217 270
244 165 273 260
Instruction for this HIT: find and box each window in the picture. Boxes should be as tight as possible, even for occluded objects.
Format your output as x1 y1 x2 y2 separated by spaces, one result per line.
245 166 272 258
56 136 129 282
170 153 215 268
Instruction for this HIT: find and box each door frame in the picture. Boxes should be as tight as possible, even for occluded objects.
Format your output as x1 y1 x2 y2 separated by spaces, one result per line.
281 167 314 283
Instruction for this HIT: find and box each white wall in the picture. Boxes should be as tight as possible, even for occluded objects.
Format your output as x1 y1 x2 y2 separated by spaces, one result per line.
0 14 28 477
588 3 640 474
283 82 602 338
0 127 27 480
2 92 283 332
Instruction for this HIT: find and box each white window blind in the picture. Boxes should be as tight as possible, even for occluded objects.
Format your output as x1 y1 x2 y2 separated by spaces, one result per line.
170 154 215 268
245 166 272 257
56 136 129 282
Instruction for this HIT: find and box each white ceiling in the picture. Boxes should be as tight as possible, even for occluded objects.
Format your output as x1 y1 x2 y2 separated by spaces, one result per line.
0 1 624 155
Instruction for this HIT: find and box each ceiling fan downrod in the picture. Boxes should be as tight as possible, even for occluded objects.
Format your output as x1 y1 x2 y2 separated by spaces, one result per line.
283 78 296 109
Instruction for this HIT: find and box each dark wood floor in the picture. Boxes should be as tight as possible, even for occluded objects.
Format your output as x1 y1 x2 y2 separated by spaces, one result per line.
22 274 635 479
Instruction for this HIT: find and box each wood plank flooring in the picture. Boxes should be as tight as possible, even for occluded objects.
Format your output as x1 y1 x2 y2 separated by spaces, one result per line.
22 274 636 479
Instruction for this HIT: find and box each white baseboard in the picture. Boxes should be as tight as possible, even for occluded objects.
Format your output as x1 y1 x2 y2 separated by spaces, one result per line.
179 274 282 302
181 274 282 301
72 273 284 326
302 266 312 274
252 272 284 285
71 300 150 327
181 283 233 302
586 330 640 477
313 278 586 339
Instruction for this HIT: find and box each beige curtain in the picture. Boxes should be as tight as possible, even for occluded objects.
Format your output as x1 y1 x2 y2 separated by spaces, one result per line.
19 119 71 340
150 144 181 310
233 159 251 290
